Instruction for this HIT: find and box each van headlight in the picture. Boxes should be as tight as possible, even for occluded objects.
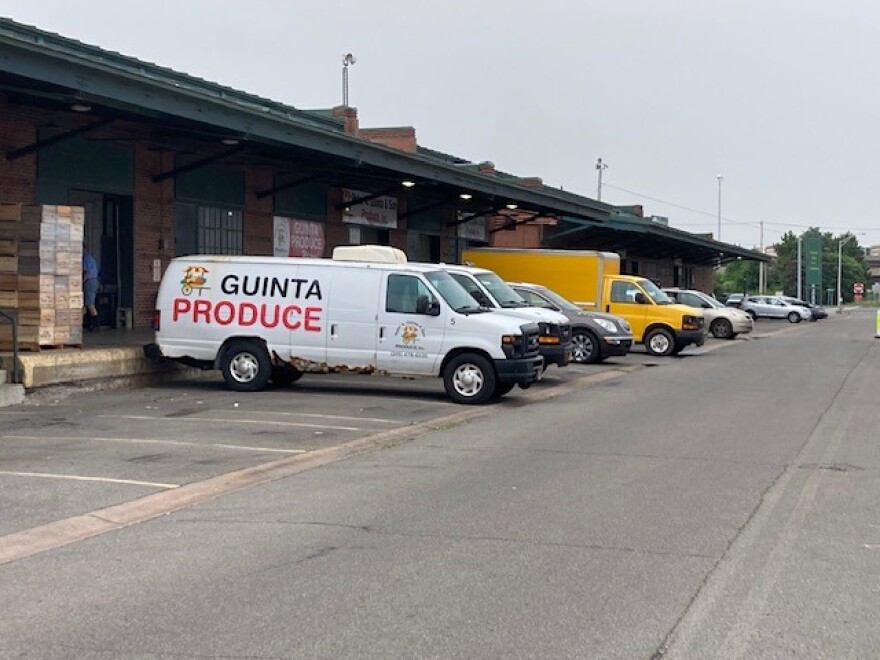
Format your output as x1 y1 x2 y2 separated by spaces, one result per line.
682 315 703 330
502 334 524 358
593 318 617 333
536 322 562 344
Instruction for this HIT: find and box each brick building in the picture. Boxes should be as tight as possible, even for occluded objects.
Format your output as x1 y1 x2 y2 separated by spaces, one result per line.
0 18 763 331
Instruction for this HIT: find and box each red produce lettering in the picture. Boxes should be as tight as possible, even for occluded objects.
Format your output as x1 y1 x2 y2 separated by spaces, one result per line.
171 298 323 331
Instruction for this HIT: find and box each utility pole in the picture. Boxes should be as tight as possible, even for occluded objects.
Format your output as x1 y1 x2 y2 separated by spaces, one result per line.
716 174 723 241
837 234 857 312
758 221 765 294
596 158 608 201
796 235 803 300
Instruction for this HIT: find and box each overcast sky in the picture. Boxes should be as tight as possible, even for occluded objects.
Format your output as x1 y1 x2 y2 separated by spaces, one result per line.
3 0 879 249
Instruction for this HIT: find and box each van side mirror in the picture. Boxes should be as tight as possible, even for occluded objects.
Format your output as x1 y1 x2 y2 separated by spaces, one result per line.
416 295 441 316
634 292 648 304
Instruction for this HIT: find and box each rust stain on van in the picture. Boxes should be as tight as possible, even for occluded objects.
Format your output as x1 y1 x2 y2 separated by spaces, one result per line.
285 356 377 375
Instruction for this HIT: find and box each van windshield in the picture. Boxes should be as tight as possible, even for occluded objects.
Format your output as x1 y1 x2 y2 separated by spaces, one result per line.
475 272 529 308
638 279 673 305
425 271 484 313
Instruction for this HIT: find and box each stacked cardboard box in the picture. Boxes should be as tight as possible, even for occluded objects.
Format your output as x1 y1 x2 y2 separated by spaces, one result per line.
0 204 84 350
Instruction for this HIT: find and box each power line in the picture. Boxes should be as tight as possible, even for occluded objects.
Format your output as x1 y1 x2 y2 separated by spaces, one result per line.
602 182 880 233
602 183 760 228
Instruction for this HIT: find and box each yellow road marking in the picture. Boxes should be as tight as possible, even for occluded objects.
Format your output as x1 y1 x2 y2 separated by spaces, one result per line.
101 415 362 431
0 470 178 489
0 435 307 455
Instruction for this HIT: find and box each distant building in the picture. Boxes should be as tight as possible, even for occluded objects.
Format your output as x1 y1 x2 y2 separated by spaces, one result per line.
866 245 880 288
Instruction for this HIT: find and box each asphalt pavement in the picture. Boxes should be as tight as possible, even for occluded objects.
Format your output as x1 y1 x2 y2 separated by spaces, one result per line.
1 312 877 658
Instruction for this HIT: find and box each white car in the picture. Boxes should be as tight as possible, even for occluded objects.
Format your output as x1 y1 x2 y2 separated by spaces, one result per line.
663 288 754 339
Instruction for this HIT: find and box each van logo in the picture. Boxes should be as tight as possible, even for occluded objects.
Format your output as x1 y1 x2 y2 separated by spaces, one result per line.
391 322 428 359
396 322 424 344
181 266 210 296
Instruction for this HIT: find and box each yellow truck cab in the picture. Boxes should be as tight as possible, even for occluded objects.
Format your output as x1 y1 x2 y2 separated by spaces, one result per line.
463 248 706 356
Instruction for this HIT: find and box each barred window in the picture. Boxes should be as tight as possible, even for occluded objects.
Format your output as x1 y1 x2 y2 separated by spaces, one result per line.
198 207 243 255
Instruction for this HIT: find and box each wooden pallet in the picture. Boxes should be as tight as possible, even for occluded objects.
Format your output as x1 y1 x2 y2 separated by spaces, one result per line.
0 342 83 352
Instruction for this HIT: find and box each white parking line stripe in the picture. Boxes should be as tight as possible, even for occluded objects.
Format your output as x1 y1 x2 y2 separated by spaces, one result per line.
213 410 399 424
101 415 362 431
0 471 178 489
0 435 307 455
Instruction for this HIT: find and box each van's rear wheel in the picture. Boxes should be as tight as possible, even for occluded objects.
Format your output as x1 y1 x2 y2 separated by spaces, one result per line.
220 340 271 392
443 353 496 405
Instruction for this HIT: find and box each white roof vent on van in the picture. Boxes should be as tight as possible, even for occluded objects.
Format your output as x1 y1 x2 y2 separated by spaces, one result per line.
332 245 408 263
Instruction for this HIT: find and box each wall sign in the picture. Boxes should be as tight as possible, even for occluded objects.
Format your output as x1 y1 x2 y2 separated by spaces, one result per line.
456 212 487 241
274 217 325 258
342 189 398 229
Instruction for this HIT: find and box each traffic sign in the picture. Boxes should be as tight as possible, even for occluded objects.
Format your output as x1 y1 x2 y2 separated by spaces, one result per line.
854 282 865 294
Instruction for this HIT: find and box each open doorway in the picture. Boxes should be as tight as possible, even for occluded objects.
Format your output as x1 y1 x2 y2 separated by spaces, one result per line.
69 191 134 329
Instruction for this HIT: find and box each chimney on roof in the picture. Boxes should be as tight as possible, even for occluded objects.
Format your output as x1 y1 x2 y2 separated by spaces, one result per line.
331 105 359 135
477 161 495 175
358 126 418 153
516 177 543 188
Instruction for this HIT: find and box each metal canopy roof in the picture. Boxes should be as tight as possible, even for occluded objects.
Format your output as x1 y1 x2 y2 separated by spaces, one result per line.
0 18 614 224
0 18 767 264
545 214 770 266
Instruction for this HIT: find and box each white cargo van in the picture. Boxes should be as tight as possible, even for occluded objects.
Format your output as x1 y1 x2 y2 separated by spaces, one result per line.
439 264 573 369
145 255 544 404
330 248 573 369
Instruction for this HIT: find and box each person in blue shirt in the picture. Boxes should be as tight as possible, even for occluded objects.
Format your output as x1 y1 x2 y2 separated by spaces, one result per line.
82 245 100 331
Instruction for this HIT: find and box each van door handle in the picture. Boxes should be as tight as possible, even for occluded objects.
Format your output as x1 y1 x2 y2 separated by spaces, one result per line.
379 327 385 340
331 324 337 338
605 305 610 313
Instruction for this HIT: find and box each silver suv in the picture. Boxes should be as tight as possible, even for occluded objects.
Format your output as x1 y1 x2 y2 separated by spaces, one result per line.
740 295 812 323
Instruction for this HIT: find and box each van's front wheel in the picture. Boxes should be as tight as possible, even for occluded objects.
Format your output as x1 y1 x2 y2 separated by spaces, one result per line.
443 353 496 405
644 328 676 357
220 340 272 392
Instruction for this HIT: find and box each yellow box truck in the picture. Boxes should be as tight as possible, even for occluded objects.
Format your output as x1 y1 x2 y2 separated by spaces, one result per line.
462 248 706 356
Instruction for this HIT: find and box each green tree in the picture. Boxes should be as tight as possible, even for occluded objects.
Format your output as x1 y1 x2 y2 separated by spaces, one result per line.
715 257 760 295
766 229 868 303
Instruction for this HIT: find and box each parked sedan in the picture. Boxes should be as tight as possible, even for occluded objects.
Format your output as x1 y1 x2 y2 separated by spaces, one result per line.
740 295 812 322
509 282 633 364
781 296 828 321
724 293 745 308
662 288 754 339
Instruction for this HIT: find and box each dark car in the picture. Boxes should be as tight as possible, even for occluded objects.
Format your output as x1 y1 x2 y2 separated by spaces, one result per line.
724 293 745 308
782 296 828 320
509 282 634 364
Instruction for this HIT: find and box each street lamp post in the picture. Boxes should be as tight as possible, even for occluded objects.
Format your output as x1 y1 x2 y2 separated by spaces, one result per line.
596 158 608 201
342 53 356 106
715 175 723 241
